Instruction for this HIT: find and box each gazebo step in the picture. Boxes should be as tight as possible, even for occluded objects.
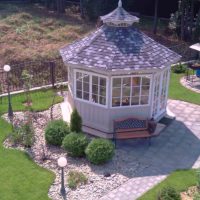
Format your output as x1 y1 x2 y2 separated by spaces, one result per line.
82 126 113 139
115 123 166 140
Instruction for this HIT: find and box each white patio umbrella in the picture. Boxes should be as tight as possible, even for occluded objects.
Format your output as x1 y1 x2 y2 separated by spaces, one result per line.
190 43 200 52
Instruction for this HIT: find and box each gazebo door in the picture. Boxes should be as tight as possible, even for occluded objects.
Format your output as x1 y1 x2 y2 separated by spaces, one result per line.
152 69 170 120
152 72 161 119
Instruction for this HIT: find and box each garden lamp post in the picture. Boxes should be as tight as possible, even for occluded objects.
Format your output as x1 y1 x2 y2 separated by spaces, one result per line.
3 65 13 119
57 156 67 196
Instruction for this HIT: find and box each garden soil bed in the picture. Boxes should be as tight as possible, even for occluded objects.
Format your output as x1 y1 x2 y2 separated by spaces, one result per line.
2 104 146 200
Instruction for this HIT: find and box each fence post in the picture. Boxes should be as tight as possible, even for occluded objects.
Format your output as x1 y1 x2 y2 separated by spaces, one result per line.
50 61 55 88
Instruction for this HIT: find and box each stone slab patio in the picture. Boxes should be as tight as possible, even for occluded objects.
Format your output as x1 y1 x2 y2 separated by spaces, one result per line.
60 98 200 200
99 99 200 200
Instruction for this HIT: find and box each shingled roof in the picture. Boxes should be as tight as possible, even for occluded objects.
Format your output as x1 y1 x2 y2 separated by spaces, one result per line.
60 1 181 72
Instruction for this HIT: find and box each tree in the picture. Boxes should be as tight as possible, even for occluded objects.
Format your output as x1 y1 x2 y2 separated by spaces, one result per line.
80 0 85 18
56 0 65 13
45 0 52 9
21 70 32 108
44 0 65 13
169 0 200 41
153 0 159 34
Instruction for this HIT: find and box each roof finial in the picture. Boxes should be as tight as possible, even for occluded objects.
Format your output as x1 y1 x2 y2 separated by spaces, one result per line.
118 0 122 7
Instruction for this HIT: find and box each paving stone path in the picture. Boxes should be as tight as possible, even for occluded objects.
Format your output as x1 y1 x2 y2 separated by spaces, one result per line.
100 100 200 200
180 76 200 94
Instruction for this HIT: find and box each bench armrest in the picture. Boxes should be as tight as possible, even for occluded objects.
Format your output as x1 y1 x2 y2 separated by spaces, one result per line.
148 120 157 134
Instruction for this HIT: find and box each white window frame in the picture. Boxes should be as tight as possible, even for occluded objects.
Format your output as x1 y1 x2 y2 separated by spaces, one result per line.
150 67 170 119
74 69 109 108
111 74 152 108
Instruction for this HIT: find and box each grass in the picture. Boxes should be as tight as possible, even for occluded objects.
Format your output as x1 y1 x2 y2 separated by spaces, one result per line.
169 72 200 105
0 3 94 66
0 88 63 115
0 118 54 200
0 88 63 200
0 3 182 67
139 169 197 200
67 170 88 189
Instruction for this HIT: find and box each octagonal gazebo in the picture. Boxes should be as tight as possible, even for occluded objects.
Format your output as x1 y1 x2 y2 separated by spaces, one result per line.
60 0 181 138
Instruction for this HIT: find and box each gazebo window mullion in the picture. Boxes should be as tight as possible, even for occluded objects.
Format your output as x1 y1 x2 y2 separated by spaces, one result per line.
130 77 133 106
89 74 92 103
98 77 100 104
120 78 123 107
139 77 142 105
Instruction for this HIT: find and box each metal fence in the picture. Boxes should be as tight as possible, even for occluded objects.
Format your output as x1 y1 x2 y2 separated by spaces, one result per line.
0 58 68 94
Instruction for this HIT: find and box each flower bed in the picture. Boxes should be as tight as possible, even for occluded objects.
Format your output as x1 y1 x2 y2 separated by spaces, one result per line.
3 103 144 200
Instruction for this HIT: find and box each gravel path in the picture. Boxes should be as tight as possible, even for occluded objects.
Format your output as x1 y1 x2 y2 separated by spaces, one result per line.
3 100 200 200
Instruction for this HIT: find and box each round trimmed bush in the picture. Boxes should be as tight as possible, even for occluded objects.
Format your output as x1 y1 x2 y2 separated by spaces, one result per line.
85 138 115 165
172 64 186 74
158 186 181 200
62 132 89 157
45 120 70 146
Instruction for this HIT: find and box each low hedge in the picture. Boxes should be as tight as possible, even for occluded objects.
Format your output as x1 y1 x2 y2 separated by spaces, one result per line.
62 132 89 157
158 186 181 200
172 64 187 74
45 120 70 146
85 138 115 165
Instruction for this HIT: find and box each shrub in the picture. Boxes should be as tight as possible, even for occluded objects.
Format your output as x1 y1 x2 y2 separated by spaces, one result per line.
10 126 24 145
67 170 87 189
62 132 89 157
158 186 181 200
197 169 200 189
172 64 186 74
45 120 69 146
194 193 200 200
22 123 34 147
10 122 34 147
85 138 115 165
70 109 82 133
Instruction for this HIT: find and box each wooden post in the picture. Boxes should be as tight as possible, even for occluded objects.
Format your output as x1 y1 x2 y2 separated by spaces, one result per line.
50 61 55 88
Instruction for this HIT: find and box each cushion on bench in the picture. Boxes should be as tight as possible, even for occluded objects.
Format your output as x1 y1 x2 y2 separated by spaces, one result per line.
113 117 159 142
114 118 147 132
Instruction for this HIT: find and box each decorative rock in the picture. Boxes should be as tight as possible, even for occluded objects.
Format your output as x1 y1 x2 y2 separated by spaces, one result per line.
2 103 141 200
104 172 111 177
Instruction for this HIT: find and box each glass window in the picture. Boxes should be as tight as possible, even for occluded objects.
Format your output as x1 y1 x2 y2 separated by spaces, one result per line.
76 90 82 99
132 77 140 86
112 76 150 107
142 77 150 86
141 86 150 96
140 96 149 105
131 96 140 105
112 98 121 107
76 72 107 106
113 78 121 87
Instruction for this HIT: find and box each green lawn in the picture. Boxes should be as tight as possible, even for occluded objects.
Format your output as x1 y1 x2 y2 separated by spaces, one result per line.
0 88 63 115
169 72 200 105
0 89 63 200
0 118 55 200
139 169 197 200
139 72 200 200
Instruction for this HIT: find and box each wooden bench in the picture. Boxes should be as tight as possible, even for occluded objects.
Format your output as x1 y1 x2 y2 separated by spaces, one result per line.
113 117 158 146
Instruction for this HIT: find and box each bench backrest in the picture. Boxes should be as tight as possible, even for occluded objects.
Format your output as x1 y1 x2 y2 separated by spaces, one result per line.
114 118 148 133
